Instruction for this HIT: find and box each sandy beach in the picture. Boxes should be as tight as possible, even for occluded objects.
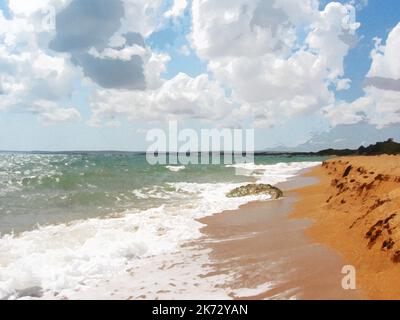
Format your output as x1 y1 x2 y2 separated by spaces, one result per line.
197 169 364 300
199 155 400 300
291 156 400 300
2 0 400 305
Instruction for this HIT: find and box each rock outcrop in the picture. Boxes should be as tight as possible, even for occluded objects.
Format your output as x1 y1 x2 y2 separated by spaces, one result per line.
227 184 283 200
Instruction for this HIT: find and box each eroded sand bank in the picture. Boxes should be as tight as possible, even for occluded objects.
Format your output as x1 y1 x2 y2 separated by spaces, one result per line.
291 156 400 300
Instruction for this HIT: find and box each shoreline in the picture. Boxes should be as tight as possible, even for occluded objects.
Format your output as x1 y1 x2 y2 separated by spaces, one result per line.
197 166 364 299
5 157 399 299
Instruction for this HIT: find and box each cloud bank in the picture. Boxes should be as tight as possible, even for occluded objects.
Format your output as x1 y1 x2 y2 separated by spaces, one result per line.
0 0 399 133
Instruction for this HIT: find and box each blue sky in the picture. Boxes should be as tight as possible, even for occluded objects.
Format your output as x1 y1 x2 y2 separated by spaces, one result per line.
335 0 400 100
0 0 399 151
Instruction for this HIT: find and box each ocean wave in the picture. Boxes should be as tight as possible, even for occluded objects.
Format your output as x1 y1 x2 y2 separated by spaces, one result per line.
131 185 178 200
0 205 203 299
0 160 321 299
165 165 186 172
227 161 320 185
0 180 270 299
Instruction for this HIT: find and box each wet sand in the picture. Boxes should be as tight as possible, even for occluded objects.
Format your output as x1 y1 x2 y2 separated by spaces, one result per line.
197 172 364 300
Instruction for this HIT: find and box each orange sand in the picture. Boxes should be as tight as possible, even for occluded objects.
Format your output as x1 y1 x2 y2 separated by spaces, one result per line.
198 174 363 299
291 155 400 299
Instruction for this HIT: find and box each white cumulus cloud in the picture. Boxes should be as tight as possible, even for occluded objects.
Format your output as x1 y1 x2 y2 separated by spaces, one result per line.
368 23 400 80
164 0 187 18
190 0 360 127
88 73 236 126
324 23 400 128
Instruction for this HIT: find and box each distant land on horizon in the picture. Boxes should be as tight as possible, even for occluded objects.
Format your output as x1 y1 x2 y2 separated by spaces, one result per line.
1 139 400 157
262 139 400 156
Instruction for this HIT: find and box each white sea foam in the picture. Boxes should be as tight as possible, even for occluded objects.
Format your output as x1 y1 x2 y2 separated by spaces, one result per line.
166 165 186 172
0 181 270 299
228 161 320 185
40 248 233 300
0 160 321 299
131 185 177 200
231 281 277 298
0 205 203 299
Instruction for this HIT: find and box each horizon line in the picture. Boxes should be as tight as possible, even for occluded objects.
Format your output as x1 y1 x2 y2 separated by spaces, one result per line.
0 149 318 154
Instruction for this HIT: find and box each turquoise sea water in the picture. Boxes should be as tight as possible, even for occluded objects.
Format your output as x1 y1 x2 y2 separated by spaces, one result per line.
0 152 327 235
0 152 327 299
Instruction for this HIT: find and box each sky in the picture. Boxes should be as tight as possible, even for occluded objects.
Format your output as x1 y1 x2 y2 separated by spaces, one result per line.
0 0 399 151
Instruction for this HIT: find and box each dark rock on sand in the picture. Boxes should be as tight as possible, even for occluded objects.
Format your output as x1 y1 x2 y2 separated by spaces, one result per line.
342 165 353 178
227 184 283 200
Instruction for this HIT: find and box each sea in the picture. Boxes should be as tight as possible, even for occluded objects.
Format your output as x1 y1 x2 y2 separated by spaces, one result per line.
0 152 326 299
